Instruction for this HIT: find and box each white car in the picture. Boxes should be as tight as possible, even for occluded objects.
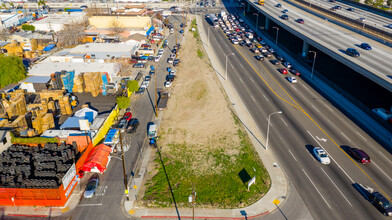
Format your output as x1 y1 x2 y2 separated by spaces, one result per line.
287 77 297 83
313 147 331 164
170 53 176 58
141 80 150 88
170 70 176 76
154 56 161 62
231 39 239 44
164 81 172 87
283 62 292 69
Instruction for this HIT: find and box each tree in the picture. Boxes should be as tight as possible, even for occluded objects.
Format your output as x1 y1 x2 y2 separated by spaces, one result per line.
0 55 27 88
372 0 384 8
109 20 125 37
21 24 35 32
388 0 392 6
0 29 9 41
364 0 373 5
116 96 130 109
127 80 139 92
57 18 88 47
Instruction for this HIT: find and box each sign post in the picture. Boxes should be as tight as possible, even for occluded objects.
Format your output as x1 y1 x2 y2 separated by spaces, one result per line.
248 176 256 191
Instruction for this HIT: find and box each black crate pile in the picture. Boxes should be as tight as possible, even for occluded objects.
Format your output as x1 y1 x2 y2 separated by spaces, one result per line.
0 142 78 189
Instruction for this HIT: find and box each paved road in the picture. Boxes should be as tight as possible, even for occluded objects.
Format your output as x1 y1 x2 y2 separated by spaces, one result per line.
248 0 392 92
202 12 392 219
55 15 185 220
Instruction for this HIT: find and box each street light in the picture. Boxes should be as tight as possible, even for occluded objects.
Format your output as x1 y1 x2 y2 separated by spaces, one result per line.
118 129 130 201
225 53 235 81
273 27 279 46
253 12 259 30
208 26 214 47
362 12 368 29
309 51 316 80
266 111 282 150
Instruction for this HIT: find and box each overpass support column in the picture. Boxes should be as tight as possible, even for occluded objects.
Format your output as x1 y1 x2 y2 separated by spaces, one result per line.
265 17 270 31
302 40 309 57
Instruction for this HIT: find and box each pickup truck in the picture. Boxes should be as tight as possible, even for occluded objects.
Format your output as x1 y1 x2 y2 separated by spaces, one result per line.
147 122 157 139
157 88 170 110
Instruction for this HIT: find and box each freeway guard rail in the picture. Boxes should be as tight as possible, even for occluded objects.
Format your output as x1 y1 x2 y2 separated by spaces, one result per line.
287 0 392 44
338 0 392 19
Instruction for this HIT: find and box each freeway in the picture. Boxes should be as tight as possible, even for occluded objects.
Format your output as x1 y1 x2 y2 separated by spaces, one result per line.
305 0 392 33
57 15 185 220
201 12 392 219
249 0 392 92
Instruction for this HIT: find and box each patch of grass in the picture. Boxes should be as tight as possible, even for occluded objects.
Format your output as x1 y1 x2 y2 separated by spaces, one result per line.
143 129 270 208
197 49 204 59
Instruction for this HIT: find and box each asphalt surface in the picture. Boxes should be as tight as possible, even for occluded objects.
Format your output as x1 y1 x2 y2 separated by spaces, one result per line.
55 15 185 220
249 0 392 91
202 12 392 219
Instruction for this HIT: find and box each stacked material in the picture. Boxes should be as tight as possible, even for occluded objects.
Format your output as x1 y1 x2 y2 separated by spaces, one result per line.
50 72 63 90
41 113 55 133
61 70 75 93
5 94 27 119
39 90 72 115
73 75 85 93
82 72 103 97
32 113 45 134
10 115 28 131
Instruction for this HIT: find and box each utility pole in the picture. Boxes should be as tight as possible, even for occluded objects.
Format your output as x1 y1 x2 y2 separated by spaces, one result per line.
119 130 130 201
175 22 178 46
155 66 158 117
192 183 196 220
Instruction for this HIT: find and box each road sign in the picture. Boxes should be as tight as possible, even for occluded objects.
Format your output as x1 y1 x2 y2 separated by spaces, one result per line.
273 199 280 206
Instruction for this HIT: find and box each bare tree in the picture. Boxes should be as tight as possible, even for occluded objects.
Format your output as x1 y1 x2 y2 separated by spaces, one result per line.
0 29 9 41
57 18 89 47
110 20 125 37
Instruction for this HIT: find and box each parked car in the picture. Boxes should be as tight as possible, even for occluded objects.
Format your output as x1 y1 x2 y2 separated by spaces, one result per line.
136 87 145 95
313 147 331 164
348 148 370 164
164 81 172 87
346 48 360 57
154 56 161 62
140 80 150 89
290 69 301 76
127 118 140 133
360 43 372 50
369 192 392 216
287 76 297 83
133 63 145 68
118 118 128 129
149 69 155 75
279 68 288 74
123 111 132 121
84 174 99 198
167 58 174 64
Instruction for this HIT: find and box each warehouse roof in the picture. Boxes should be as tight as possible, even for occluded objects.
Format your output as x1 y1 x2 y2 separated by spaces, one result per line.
67 42 140 58
20 76 51 84
32 12 85 25
28 62 121 77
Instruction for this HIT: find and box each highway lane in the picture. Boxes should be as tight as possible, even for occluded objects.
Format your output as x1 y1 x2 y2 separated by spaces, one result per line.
202 13 392 219
250 0 392 90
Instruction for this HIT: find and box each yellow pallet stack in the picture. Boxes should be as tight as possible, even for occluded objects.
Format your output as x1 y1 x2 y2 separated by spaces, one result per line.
5 94 27 119
83 72 103 97
73 75 85 93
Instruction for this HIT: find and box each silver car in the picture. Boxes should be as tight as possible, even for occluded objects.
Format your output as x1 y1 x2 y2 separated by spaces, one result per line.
84 174 100 198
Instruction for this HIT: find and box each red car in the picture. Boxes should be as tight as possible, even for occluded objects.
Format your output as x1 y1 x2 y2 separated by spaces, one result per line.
297 19 305 24
141 44 151 48
279 68 288 74
123 111 132 122
290 69 301 76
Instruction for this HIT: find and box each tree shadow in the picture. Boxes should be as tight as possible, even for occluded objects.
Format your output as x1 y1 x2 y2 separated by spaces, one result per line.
156 144 181 220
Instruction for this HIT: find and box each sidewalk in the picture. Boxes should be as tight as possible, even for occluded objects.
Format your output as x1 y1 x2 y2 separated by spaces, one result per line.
123 14 289 219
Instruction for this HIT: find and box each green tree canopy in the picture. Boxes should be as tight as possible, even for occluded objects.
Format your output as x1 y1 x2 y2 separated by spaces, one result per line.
127 80 139 92
21 24 35 32
116 96 130 109
0 55 27 88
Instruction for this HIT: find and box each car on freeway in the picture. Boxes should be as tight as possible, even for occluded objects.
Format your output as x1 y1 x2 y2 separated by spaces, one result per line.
297 19 305 24
275 54 285 61
287 76 297 83
127 118 139 133
283 62 292 69
133 63 145 68
281 15 289 20
118 118 128 129
388 24 392 29
348 148 370 164
279 68 288 74
256 54 264 60
347 7 355 11
290 69 301 76
369 192 392 216
276 3 282 7
263 51 273 57
251 48 260 53
358 17 366 22
164 81 172 87
360 43 372 50
84 174 99 198
239 41 245 46
313 147 331 164
282 9 288 13
346 48 360 57
270 60 280 65
231 39 239 44
335 5 341 9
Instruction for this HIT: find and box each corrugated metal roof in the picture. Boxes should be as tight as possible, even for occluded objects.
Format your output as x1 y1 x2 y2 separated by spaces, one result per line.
20 76 51 84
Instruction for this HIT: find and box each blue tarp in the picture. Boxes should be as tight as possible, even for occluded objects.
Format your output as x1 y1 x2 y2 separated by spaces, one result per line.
43 44 55 52
146 26 155 36
60 117 84 129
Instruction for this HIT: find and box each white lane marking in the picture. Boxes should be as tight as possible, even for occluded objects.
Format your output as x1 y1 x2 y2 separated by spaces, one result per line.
263 95 269 102
291 85 298 91
251 95 256 102
323 103 334 112
378 151 392 165
355 131 368 142
239 78 244 84
240 63 244 68
303 84 310 92
302 168 332 209
250 78 255 83
311 104 320 112
78 203 103 207
340 132 351 142
372 161 392 183
281 117 288 127
288 149 298 162
320 167 353 206
307 130 355 183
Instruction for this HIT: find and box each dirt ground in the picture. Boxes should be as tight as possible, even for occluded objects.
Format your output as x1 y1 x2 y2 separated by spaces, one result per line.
137 17 242 203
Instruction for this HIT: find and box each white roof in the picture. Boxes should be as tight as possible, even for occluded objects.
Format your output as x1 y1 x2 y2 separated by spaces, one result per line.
32 12 85 25
74 107 98 119
28 62 121 77
64 42 140 58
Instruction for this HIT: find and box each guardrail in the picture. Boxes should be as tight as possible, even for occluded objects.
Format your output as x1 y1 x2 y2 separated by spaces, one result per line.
338 0 392 18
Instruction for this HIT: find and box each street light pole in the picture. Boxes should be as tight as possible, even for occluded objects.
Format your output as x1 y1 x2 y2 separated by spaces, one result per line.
253 13 259 30
266 111 282 150
362 12 368 29
309 51 316 80
225 53 235 81
273 26 279 46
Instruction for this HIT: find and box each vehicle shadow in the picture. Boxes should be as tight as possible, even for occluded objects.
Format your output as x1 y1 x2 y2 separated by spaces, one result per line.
352 183 371 201
155 143 181 219
305 144 317 160
340 145 351 154
353 44 361 48
337 49 347 55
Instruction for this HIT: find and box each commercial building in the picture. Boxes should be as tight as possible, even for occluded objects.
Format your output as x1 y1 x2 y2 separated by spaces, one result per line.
32 12 86 32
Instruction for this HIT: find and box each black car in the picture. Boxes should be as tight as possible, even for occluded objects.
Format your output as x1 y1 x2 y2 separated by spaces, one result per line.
276 3 282 7
239 41 245 46
275 54 285 61
348 148 370 164
281 15 289 20
369 192 392 216
270 60 280 65
166 74 176 82
118 118 128 129
347 7 355 11
172 49 177 54
127 118 140 133
346 48 360 57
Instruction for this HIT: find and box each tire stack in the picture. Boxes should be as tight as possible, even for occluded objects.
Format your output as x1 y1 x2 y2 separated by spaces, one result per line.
0 143 78 189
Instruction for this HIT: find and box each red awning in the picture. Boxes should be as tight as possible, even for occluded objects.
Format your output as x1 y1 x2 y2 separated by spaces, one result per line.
82 144 111 174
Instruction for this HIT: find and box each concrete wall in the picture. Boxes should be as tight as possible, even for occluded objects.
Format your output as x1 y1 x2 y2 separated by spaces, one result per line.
88 16 150 29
